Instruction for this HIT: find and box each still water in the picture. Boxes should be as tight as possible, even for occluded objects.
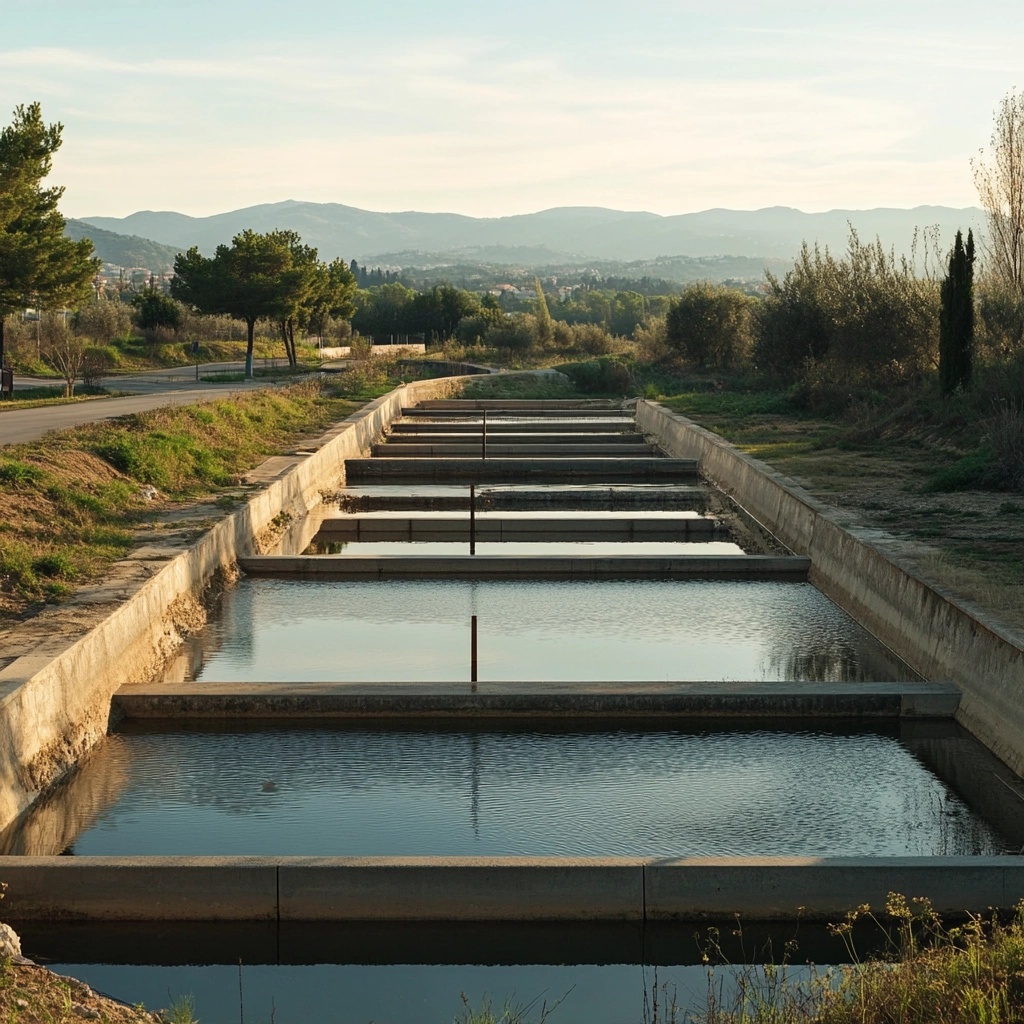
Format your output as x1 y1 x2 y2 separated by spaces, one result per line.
5 724 1015 857
164 578 915 683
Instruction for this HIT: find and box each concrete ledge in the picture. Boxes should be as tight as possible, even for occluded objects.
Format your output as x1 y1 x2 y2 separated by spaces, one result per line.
385 433 647 444
1 855 1021 921
345 457 697 483
0 857 279 921
237 554 811 580
645 857 1024 920
278 857 644 921
371 443 658 457
335 487 711 513
389 422 639 435
412 400 625 411
111 680 960 719
637 400 1024 776
315 516 725 540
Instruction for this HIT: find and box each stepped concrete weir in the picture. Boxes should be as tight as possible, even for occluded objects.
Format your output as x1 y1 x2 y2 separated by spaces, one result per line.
7 391 1024 932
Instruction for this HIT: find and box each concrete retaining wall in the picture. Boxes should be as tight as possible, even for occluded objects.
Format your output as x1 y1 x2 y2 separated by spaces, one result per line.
2 856 1023 921
637 400 1024 774
0 377 464 832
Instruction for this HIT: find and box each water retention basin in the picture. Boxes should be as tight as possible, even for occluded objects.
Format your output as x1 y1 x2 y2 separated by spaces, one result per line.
153 578 916 684
2 722 1020 858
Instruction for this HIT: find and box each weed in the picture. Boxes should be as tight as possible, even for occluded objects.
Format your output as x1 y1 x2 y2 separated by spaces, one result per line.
454 989 569 1024
694 895 1024 1023
923 450 993 492
165 993 198 1024
0 460 40 487
31 552 77 579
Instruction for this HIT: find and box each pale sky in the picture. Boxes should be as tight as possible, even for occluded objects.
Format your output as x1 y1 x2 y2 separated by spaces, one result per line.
2 0 1021 219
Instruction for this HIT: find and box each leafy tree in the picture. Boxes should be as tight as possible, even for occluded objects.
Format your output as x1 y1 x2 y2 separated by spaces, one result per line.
666 282 754 369
973 90 1024 342
131 290 183 332
74 300 134 343
352 282 416 338
265 230 319 367
0 103 99 371
939 230 976 395
302 258 357 345
171 230 306 377
609 291 646 337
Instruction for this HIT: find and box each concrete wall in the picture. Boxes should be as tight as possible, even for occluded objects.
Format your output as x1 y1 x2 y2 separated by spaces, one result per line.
0 377 463 832
3 856 1023 921
637 401 1024 775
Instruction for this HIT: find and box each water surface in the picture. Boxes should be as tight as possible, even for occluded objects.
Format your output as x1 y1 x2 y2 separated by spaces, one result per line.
5 725 1013 857
167 578 915 683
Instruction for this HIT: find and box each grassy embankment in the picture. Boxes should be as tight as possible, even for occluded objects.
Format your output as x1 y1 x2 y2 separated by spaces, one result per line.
660 379 1024 632
0 373 394 622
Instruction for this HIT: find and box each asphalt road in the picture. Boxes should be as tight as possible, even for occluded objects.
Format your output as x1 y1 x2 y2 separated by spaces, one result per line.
1 361 295 445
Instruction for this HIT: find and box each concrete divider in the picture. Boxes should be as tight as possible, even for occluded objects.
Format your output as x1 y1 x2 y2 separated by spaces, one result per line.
335 486 711 513
345 457 698 483
314 516 725 540
237 553 811 580
645 857 1024 920
0 857 279 921
390 422 637 434
0 377 467 831
2 855 1022 921
636 401 1024 776
371 443 658 457
111 679 961 720
278 857 644 921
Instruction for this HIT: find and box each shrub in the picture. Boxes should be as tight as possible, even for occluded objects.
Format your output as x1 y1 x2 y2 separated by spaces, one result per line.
556 356 632 395
756 230 939 382
666 282 754 369
988 403 1024 490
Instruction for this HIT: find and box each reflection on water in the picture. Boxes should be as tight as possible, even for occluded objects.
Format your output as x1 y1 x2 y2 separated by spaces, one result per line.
165 578 916 683
3 724 1016 857
41 961 791 1024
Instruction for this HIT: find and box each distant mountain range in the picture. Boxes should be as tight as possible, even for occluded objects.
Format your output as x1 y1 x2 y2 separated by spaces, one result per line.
65 218 181 272
79 201 986 267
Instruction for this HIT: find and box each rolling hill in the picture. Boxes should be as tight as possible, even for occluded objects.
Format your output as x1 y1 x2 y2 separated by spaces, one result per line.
80 201 986 266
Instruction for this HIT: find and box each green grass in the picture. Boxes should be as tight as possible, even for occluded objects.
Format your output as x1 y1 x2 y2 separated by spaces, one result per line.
0 377 367 618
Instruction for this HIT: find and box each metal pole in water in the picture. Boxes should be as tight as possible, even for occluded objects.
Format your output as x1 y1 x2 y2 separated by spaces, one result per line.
469 483 476 556
471 614 478 688
481 409 487 460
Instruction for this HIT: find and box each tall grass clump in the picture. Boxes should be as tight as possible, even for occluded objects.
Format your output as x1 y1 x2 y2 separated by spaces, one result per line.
696 894 1024 1023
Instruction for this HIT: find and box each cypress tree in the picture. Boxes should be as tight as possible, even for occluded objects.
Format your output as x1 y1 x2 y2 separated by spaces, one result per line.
939 229 976 395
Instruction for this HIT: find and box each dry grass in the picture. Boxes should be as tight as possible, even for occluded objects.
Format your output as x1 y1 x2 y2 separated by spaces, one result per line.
0 379 364 621
0 960 163 1023
664 391 1024 634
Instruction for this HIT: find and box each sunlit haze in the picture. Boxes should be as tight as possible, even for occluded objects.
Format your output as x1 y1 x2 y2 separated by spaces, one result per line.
2 0 1021 219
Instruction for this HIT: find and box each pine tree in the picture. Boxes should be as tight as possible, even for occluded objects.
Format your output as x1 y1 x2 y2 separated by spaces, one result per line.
939 229 976 395
0 103 99 371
